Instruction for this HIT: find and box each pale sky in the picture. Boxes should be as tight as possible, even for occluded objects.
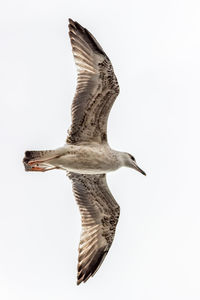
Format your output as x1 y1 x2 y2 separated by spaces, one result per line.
0 0 200 299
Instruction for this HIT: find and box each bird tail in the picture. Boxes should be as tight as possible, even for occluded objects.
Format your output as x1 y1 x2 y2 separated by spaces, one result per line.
23 150 59 172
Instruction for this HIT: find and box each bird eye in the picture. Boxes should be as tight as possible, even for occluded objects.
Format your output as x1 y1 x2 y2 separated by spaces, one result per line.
129 154 135 161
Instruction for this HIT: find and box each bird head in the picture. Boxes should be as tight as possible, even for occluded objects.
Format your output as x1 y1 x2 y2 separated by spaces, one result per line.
123 153 146 176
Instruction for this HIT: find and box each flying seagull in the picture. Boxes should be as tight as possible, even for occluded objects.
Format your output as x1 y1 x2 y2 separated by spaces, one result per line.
23 18 146 285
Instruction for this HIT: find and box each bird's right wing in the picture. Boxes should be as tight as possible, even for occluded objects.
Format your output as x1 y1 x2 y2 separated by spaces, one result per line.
67 19 119 145
67 172 120 285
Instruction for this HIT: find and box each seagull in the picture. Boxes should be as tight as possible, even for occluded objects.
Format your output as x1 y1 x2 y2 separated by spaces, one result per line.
23 18 146 285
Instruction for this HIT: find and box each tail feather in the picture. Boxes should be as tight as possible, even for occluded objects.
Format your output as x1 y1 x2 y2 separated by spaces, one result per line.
24 150 53 160
23 150 57 172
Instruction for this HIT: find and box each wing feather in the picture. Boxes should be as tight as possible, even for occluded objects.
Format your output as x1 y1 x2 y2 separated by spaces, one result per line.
67 19 119 145
67 172 120 285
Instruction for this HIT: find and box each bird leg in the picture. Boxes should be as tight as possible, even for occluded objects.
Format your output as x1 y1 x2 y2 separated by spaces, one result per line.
30 166 58 172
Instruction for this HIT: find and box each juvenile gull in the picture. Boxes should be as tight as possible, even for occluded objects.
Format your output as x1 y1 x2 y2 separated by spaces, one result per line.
23 18 146 285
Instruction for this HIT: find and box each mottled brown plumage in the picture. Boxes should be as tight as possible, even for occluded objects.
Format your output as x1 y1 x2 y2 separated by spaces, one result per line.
68 172 120 284
23 18 146 286
66 20 122 284
67 19 119 145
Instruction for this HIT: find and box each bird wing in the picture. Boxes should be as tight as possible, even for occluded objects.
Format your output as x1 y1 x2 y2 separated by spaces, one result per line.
67 19 119 145
67 172 120 285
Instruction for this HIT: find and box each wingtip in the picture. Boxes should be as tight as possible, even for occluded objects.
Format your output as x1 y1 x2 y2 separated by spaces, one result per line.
76 279 81 286
68 18 80 28
76 274 87 285
68 18 77 31
68 18 74 24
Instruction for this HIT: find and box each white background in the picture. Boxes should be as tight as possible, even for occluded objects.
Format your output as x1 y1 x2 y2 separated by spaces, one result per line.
0 0 200 299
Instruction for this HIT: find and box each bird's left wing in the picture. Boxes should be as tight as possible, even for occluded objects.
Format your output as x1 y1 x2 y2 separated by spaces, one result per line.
67 172 120 285
67 19 119 145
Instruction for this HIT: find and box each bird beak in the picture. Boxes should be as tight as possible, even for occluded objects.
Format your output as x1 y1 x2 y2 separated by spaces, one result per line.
132 161 146 176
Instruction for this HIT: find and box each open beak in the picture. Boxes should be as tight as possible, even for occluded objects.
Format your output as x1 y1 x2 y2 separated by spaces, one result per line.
132 162 146 176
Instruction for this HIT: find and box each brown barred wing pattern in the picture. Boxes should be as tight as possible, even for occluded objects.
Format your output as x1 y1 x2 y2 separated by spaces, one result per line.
67 172 120 285
67 19 119 145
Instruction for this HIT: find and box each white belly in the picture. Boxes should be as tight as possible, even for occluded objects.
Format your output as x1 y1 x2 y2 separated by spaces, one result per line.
49 144 121 174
